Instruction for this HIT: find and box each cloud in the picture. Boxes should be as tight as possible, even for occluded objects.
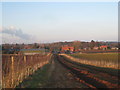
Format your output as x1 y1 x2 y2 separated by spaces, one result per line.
2 33 28 44
1 26 30 40
0 26 35 44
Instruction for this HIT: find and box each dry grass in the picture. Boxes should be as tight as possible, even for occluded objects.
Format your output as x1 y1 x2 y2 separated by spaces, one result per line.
70 53 118 63
60 53 119 69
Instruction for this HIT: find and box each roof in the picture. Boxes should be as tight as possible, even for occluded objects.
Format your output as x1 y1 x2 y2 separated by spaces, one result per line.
62 46 74 50
100 45 108 48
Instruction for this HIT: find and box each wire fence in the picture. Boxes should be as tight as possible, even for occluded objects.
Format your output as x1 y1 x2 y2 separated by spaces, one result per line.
2 53 52 88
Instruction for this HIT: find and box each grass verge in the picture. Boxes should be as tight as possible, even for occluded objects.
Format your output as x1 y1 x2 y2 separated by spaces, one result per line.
16 63 51 88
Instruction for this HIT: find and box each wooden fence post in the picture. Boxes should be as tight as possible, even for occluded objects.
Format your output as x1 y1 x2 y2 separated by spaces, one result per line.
24 56 26 64
11 56 14 88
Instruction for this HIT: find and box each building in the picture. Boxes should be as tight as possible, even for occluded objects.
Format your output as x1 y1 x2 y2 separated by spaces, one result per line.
111 47 118 50
61 46 74 52
93 46 99 50
83 47 91 50
100 45 108 50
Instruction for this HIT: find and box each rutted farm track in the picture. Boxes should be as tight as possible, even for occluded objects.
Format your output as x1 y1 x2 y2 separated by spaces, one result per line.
56 54 120 88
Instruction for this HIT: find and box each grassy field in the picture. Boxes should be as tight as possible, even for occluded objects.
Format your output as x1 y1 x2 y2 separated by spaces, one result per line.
20 49 47 55
61 53 119 69
21 50 43 53
69 53 118 63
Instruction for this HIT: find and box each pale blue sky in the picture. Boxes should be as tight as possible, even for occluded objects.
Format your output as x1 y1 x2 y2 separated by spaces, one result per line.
1 2 118 43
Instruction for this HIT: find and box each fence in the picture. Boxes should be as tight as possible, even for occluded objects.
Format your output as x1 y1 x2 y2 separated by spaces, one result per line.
2 53 52 88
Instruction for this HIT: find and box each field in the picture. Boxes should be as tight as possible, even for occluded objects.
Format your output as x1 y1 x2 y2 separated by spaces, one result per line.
70 53 118 63
20 49 45 55
61 53 119 69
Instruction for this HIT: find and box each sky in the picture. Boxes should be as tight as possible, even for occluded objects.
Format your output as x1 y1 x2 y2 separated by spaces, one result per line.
1 0 119 2
0 2 118 44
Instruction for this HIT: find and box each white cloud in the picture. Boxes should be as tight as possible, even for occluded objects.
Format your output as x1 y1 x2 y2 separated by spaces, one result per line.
2 33 25 44
1 27 31 40
0 26 38 44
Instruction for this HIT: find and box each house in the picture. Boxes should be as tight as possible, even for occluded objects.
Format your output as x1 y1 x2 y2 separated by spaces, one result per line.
83 47 91 50
93 46 99 50
100 45 108 50
61 46 74 52
111 47 118 50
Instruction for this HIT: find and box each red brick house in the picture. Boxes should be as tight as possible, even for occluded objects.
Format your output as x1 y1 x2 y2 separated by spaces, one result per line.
61 46 74 52
100 45 108 50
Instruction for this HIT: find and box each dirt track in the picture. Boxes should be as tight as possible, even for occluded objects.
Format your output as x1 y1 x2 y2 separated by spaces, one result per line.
43 54 88 88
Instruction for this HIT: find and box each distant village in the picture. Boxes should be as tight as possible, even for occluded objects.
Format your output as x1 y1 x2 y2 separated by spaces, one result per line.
2 40 119 54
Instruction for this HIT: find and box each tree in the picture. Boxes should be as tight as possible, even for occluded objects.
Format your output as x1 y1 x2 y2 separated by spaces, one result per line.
72 41 81 51
89 40 95 49
33 43 39 48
